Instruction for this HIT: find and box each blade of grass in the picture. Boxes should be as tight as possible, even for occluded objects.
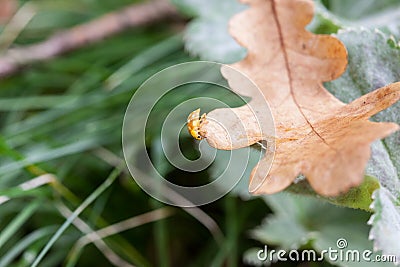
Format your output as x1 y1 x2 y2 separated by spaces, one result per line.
0 200 41 249
31 167 122 267
3 70 148 136
0 139 148 265
0 137 109 175
76 207 174 249
99 148 224 244
64 207 173 267
0 2 37 51
152 201 170 267
0 95 86 111
150 140 171 267
105 34 183 90
187 239 220 267
0 174 54 205
3 93 110 136
226 196 238 267
50 169 151 266
210 197 240 267
0 225 57 267
210 245 229 267
57 202 137 267
87 189 111 227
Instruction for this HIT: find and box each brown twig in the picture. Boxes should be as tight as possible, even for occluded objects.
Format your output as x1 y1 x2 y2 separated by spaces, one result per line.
0 0 179 78
57 202 136 267
0 0 17 23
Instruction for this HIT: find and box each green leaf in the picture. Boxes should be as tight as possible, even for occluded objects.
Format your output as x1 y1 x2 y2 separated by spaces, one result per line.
325 28 400 265
326 31 400 178
246 194 396 266
287 175 380 211
369 188 400 264
172 0 247 63
209 146 263 200
173 0 400 63
318 0 400 36
323 0 400 20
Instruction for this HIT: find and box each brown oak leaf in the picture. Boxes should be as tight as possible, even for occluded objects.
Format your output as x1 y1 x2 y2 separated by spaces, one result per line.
198 0 400 196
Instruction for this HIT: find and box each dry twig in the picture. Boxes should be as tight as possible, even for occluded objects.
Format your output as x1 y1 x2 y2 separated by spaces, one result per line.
0 0 179 78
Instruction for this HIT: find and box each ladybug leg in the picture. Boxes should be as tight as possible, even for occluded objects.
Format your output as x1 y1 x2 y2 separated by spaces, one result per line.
198 114 207 139
199 113 207 125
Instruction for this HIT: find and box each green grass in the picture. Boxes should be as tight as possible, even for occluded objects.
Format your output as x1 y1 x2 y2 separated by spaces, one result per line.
0 1 269 266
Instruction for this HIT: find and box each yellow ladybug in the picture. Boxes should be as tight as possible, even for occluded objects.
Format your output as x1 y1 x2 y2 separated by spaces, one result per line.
187 108 207 140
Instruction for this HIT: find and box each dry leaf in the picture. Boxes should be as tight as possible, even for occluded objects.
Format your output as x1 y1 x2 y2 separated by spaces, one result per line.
199 0 400 196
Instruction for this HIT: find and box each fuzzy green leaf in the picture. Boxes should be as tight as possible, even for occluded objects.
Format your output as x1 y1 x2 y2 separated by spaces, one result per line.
245 194 396 266
325 28 400 264
172 0 247 63
320 0 400 36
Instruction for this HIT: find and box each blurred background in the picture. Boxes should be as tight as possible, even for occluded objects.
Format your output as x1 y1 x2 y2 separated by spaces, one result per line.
0 0 399 266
